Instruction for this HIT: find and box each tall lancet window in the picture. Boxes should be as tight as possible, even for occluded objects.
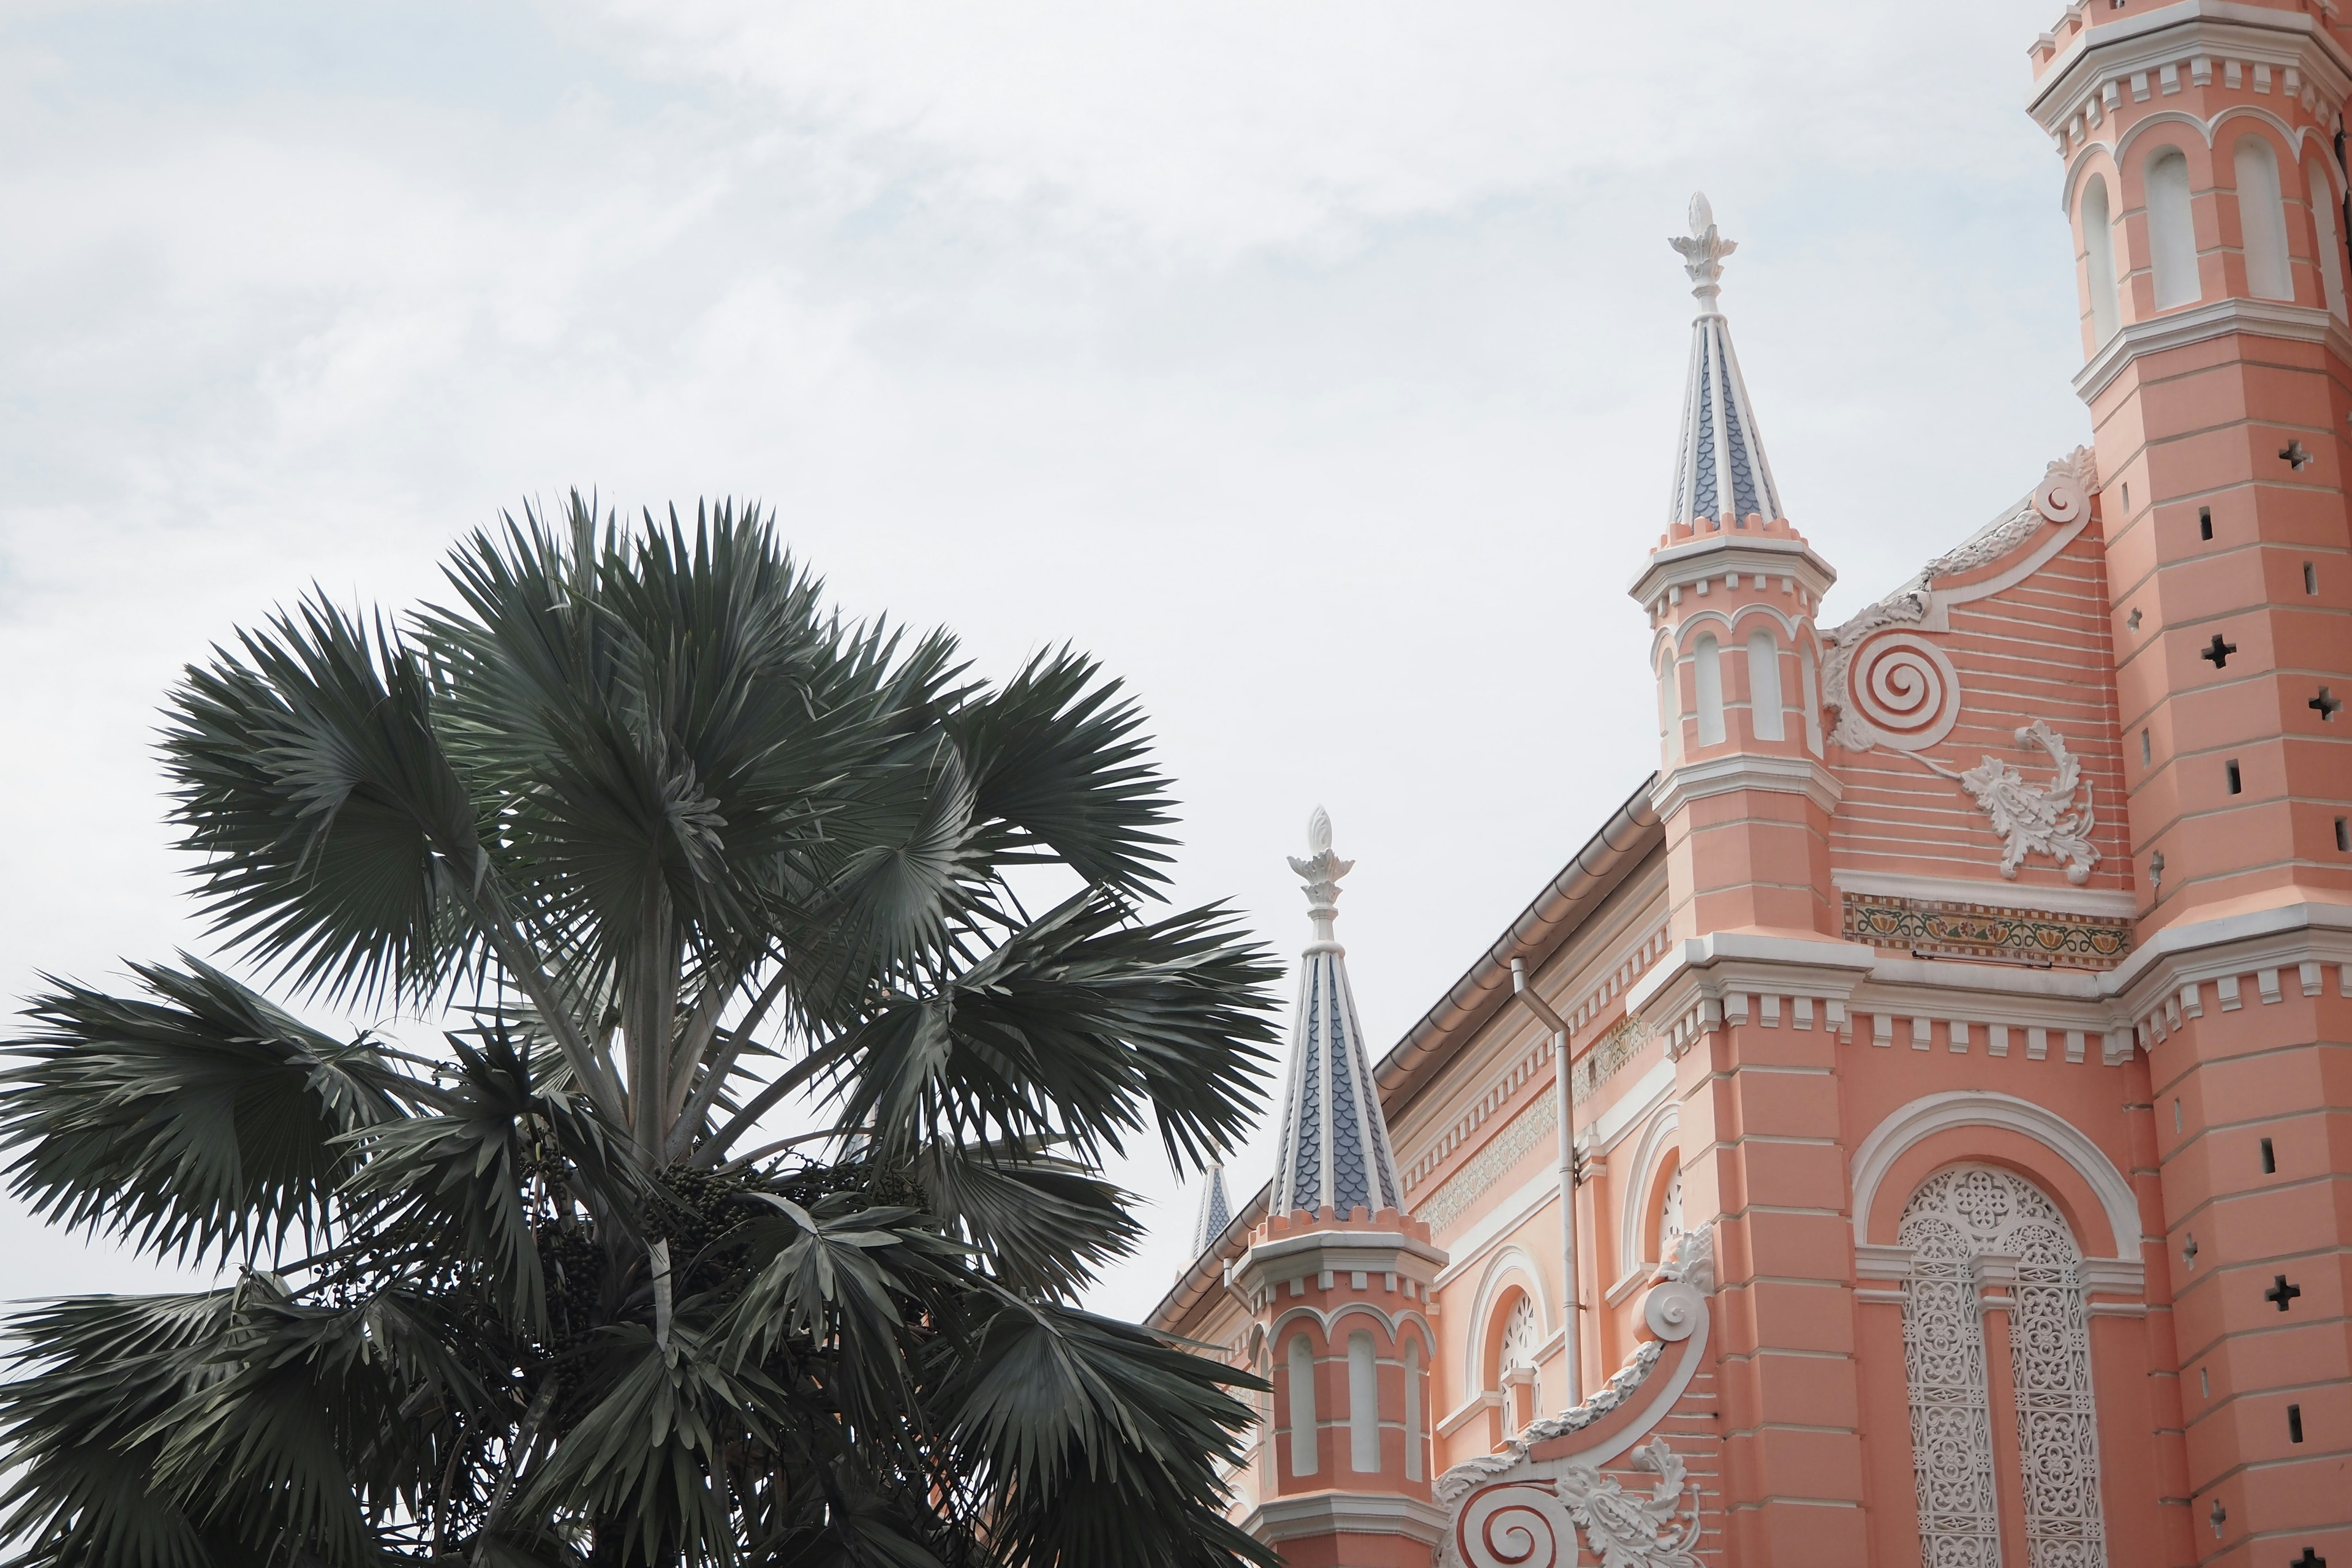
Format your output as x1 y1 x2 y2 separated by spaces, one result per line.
2235 136 2293 301
1694 635 1725 746
1659 651 1681 764
2308 156 2349 321
1287 1333 1319 1477
2081 174 2120 341
1899 1166 2108 1568
1747 628 1784 741
2147 147 2199 309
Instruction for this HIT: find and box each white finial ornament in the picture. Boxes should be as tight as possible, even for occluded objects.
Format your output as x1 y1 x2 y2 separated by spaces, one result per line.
1288 805 1352 954
1669 189 1738 306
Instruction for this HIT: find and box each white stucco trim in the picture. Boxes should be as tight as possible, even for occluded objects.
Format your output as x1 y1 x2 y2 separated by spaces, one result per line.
1651 751 1843 819
1833 867 2137 920
1430 1168 1559 1291
1849 1091 2144 1259
1587 1057 1675 1156
1458 1247 1552 1397
1243 1490 1449 1548
1616 1105 1682 1281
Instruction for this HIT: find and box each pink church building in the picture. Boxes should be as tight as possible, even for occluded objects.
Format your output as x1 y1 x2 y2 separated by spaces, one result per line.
1150 4 2352 1564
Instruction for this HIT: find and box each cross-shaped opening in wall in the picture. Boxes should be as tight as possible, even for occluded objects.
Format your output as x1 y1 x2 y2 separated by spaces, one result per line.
2183 1234 2198 1266
2312 687 2342 721
2280 439 2313 469
2290 1549 2324 1568
2127 608 2143 631
2202 634 2238 668
2209 1499 2225 1540
2266 1274 2302 1311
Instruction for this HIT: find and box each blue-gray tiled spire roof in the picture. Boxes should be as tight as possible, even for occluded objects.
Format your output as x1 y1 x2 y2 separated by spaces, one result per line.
1268 807 1404 1220
1191 1163 1233 1255
1666 192 1782 528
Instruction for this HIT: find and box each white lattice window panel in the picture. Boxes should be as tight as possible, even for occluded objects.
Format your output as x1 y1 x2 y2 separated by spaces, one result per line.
1657 1166 1685 1259
1899 1166 2108 1568
1497 1293 1542 1434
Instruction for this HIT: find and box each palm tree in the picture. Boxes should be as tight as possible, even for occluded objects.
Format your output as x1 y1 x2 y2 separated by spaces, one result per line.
0 497 1282 1568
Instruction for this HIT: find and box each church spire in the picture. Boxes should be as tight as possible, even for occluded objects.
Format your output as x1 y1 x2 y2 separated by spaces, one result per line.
1191 1161 1232 1254
1269 807 1404 1219
1665 192 1783 529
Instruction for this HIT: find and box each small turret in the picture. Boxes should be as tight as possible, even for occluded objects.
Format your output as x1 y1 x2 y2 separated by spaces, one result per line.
1630 196 1841 939
1234 810 1445 1566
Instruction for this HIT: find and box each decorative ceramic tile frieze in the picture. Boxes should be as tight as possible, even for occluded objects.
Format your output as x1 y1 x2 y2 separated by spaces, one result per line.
1842 889 2131 970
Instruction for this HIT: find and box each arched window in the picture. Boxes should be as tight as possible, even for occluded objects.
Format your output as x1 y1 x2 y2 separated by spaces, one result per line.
2081 173 2120 341
2309 156 2348 321
1694 634 1724 746
2147 146 2199 309
1403 1339 1425 1482
1659 652 1681 763
1287 1333 1318 1477
1747 627 1785 741
1900 1166 2107 1566
2235 135 2293 300
1497 1293 1542 1434
1257 1343 1276 1485
1347 1332 1379 1472
1800 643 1824 756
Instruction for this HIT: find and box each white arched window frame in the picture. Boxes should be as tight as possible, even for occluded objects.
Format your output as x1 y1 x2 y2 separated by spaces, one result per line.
1746 626 1785 741
2147 146 2200 309
2309 153 2349 322
1693 633 1725 746
2234 134 2293 300
2081 172 2120 341
1346 1332 1379 1473
1286 1332 1318 1477
1616 1104 1684 1284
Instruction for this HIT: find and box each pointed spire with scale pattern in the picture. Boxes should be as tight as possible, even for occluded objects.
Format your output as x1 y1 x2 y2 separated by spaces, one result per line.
1268 807 1404 1219
1191 1163 1232 1254
1666 192 1783 528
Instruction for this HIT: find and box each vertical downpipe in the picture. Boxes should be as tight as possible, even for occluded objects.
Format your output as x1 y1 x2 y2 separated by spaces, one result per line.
1513 957 1581 1406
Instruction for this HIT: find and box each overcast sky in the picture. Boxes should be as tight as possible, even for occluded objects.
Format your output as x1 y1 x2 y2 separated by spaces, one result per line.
0 0 2090 1321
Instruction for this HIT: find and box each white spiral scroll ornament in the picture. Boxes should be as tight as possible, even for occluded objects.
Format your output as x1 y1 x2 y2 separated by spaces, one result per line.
2030 464 2089 527
1455 1485 1573 1568
1839 631 1961 752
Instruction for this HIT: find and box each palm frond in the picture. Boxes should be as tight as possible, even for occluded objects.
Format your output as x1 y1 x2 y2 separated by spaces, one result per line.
936 1298 1276 1568
951 647 1177 895
161 598 487 1006
829 892 1280 1172
0 958 409 1264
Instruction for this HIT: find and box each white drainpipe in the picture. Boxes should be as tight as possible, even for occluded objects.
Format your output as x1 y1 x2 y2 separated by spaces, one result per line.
1511 957 1580 1407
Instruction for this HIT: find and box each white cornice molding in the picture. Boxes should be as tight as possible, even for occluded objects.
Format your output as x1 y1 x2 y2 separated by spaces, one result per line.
2074 296 2352 402
1833 867 2136 920
1627 532 1837 606
1242 1490 1449 1547
2028 1 2352 131
1627 929 1877 1017
1239 1227 1447 1295
2097 899 2352 1005
1849 1090 2146 1257
1650 752 1842 820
